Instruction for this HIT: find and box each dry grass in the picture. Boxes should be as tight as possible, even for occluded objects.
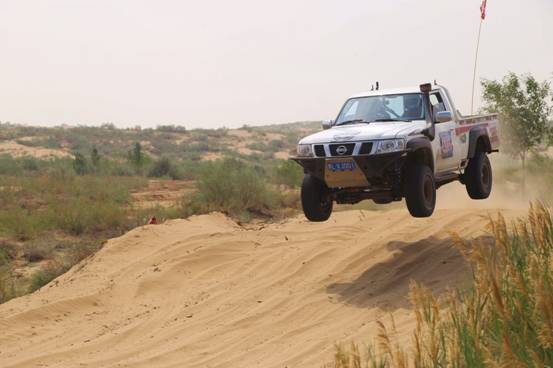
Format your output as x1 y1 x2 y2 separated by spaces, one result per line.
330 203 553 367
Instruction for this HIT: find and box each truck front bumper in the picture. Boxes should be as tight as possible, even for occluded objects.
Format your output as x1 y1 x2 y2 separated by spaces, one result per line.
290 151 406 188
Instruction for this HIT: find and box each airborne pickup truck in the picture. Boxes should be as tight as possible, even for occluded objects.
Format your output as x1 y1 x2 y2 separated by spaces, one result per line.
291 83 499 221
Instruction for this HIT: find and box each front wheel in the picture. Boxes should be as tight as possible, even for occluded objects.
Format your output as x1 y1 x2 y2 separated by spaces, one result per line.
464 152 492 199
404 163 436 218
301 174 333 222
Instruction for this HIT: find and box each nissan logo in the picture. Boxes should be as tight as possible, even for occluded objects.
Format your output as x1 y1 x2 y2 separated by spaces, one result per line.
336 145 348 155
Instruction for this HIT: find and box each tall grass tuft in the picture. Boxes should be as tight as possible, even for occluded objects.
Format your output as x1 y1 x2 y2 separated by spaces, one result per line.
330 203 553 367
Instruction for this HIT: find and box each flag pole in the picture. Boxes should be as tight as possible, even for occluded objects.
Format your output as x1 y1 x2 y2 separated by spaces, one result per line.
471 19 483 115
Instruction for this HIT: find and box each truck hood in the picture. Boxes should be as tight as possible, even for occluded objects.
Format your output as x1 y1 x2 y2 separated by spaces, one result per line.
299 121 426 144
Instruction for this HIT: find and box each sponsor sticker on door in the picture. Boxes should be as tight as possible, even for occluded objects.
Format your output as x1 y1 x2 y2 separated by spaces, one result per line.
440 131 454 158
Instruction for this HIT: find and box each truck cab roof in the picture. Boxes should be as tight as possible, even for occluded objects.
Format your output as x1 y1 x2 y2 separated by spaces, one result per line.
349 86 440 99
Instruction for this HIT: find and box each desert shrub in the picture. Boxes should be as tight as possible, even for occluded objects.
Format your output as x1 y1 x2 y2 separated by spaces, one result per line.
0 207 49 241
63 241 101 265
130 205 182 228
184 142 210 152
269 139 285 150
0 241 17 267
330 204 553 368
247 140 285 153
246 142 268 151
0 175 141 240
22 242 55 262
0 155 23 175
21 157 40 171
156 125 187 133
273 160 303 187
183 158 279 219
0 155 74 177
51 199 127 235
148 157 182 179
0 267 17 303
72 152 89 175
148 157 171 177
28 261 67 292
206 128 228 138
109 163 136 176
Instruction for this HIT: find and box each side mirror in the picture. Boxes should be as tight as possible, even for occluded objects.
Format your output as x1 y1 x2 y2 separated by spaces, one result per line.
322 119 334 130
435 111 452 123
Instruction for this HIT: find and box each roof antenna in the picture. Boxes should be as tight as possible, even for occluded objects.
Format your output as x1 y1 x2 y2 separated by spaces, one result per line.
376 81 380 91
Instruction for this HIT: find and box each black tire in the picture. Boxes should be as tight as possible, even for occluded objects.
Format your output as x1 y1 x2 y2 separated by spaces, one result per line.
404 163 436 218
465 151 492 199
301 174 333 222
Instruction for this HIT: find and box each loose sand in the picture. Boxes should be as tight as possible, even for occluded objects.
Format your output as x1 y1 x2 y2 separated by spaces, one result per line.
0 205 523 368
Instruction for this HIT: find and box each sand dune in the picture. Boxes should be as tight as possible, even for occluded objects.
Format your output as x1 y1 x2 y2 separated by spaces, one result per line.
0 208 521 368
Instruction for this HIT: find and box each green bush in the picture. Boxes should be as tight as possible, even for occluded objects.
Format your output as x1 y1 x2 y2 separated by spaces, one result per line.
148 157 171 177
183 158 279 219
51 199 126 235
148 157 182 179
273 160 303 187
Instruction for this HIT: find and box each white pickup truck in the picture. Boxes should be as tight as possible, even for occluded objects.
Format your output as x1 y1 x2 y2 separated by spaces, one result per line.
291 83 499 221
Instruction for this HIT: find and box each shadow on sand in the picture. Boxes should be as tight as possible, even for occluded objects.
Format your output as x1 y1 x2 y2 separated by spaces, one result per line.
326 235 493 311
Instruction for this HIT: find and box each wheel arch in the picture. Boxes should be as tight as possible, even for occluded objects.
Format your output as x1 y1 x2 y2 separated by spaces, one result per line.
468 127 492 159
406 137 434 173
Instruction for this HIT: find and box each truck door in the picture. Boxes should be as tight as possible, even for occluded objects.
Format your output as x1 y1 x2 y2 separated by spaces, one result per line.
430 91 458 172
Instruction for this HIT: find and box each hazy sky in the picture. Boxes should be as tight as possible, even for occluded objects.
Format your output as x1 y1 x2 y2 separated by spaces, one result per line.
1 0 552 129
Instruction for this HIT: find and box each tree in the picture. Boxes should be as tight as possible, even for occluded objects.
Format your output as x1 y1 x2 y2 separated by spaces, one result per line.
128 142 143 172
90 147 101 168
481 73 553 169
72 152 88 175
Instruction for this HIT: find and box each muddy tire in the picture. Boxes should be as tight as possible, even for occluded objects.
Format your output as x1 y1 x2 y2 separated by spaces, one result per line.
301 174 333 222
404 163 435 218
465 152 492 199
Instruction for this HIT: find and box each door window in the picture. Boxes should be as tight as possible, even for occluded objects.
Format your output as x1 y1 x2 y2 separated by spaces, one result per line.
429 92 447 116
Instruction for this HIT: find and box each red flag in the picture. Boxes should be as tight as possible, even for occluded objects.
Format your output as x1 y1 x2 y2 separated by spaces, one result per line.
480 0 487 20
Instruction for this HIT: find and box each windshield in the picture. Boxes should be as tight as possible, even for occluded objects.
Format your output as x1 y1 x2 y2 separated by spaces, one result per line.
335 93 425 125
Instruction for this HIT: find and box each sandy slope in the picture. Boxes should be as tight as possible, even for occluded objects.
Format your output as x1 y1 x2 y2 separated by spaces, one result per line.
0 208 521 368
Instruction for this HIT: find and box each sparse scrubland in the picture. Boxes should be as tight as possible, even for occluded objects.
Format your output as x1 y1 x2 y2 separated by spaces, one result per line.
0 122 312 303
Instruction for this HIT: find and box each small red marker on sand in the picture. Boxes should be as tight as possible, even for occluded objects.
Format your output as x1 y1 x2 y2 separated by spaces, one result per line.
148 217 158 225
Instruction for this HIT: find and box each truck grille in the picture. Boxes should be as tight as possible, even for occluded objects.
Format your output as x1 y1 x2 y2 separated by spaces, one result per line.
314 145 325 157
359 142 373 155
329 143 355 156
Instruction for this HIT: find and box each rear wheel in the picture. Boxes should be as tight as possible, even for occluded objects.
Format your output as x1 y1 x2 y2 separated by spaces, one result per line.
404 163 436 217
465 151 492 199
301 174 333 222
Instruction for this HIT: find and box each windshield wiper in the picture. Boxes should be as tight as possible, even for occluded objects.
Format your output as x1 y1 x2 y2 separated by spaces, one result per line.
337 119 372 126
370 118 412 122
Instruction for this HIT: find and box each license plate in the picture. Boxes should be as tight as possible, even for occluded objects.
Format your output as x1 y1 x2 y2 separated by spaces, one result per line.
327 160 356 172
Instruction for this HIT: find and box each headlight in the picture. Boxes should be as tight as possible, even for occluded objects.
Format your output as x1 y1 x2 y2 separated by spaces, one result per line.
296 144 313 157
375 139 406 154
